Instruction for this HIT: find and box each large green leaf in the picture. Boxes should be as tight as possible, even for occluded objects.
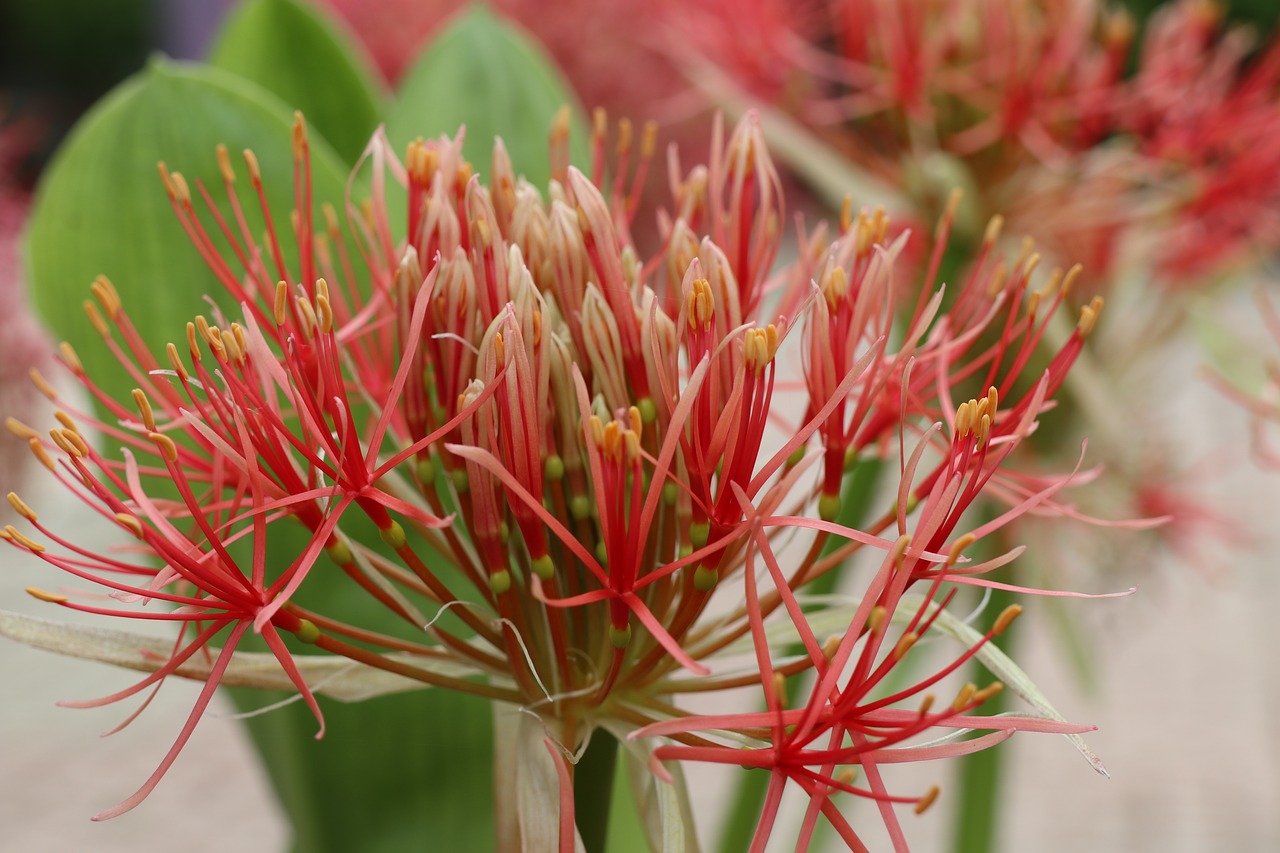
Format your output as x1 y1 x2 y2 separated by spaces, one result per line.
23 57 494 852
385 5 589 188
208 0 385 164
25 56 350 402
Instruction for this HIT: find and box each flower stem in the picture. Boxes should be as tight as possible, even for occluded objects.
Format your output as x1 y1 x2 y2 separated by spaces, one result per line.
949 583 1018 853
574 728 620 853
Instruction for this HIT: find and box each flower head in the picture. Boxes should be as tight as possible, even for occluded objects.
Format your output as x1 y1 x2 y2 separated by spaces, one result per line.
5 109 1114 845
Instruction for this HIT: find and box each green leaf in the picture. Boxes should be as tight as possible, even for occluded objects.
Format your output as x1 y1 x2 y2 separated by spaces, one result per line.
603 722 700 853
208 0 385 164
385 5 589 189
24 56 350 406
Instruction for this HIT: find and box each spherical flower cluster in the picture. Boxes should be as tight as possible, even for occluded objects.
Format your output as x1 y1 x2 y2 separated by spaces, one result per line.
3 111 1109 847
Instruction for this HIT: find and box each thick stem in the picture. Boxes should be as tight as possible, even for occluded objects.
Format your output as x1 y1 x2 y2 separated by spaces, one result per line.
574 729 620 853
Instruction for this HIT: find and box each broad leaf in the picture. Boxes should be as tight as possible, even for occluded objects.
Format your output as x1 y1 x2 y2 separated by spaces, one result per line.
208 0 385 164
385 5 589 188
24 56 349 405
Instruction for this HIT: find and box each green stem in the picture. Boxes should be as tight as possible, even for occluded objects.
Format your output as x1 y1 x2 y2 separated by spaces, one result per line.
949 583 1018 853
575 729 620 853
716 459 884 853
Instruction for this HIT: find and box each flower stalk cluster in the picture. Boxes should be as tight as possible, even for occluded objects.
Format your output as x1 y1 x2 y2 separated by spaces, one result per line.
4 110 1110 848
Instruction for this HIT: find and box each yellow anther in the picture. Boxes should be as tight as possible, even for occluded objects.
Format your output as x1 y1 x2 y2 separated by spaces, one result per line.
532 309 543 348
640 121 658 158
821 266 848 310
157 161 177 199
551 105 572 142
273 281 289 325
315 277 330 303
54 411 77 434
623 429 640 463
222 325 244 363
947 534 976 567
616 117 633 156
974 682 1005 707
291 111 307 159
993 604 1023 635
149 431 179 463
7 492 36 522
216 144 235 183
914 786 941 815
91 275 121 318
322 203 341 236
315 294 333 334
29 369 57 400
1061 264 1083 299
58 341 83 374
231 323 247 359
840 195 853 234
49 429 80 458
114 512 145 539
166 343 188 381
821 634 842 661
27 439 54 471
892 631 919 660
26 586 64 602
593 107 607 140
169 171 191 204
8 526 44 551
186 322 201 360
771 672 787 708
628 405 643 438
867 604 888 635
687 277 715 330
1025 290 1041 319
983 214 1004 247
836 768 858 787
1022 251 1041 280
494 331 506 366
589 415 605 449
952 682 977 711
4 418 37 440
1078 296 1104 336
83 300 108 336
918 693 936 715
944 188 963 221
955 401 972 438
294 296 318 338
987 262 1008 297
133 389 157 432
243 148 261 182
890 534 911 565
743 325 779 374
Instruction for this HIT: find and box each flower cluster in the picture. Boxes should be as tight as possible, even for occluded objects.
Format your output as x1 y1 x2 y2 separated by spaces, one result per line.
683 0 1280 287
3 111 1109 846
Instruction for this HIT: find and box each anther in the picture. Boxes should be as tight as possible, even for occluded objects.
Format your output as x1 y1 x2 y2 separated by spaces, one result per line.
914 786 941 815
216 144 236 183
132 389 157 432
7 492 36 522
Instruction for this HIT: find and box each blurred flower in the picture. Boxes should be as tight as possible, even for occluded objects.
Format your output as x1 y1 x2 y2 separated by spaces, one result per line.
3 111 1113 846
679 0 1280 288
0 99 53 495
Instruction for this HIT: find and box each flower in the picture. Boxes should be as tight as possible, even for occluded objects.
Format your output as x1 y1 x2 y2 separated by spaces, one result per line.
4 110 1114 846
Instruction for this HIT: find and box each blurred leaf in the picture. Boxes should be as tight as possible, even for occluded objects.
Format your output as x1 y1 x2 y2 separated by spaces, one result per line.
208 0 385 163
24 56 349 405
604 722 700 853
385 5 589 189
